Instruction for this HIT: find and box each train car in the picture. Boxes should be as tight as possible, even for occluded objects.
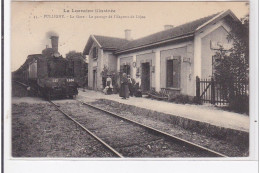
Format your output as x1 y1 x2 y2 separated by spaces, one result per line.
13 36 78 100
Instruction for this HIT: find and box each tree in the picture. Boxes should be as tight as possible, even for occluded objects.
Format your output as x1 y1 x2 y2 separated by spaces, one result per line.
65 51 88 75
213 13 249 113
65 51 88 87
65 51 86 60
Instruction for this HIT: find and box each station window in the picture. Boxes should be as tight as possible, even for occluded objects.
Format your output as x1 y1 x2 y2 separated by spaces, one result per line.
93 47 98 60
166 59 180 88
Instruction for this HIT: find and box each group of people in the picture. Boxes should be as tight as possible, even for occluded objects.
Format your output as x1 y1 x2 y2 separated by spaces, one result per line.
119 73 142 99
103 73 142 99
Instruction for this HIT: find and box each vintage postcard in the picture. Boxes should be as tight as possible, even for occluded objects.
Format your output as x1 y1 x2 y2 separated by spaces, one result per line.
4 0 258 172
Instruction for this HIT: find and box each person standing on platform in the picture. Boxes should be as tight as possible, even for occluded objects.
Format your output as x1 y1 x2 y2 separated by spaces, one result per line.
119 73 130 99
134 75 142 97
104 74 113 95
127 74 134 96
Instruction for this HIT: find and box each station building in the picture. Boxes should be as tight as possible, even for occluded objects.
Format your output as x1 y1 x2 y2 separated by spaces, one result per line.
83 10 238 96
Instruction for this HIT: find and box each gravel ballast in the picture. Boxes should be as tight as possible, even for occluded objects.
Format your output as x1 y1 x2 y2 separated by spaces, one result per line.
89 99 248 157
12 102 115 157
55 101 218 158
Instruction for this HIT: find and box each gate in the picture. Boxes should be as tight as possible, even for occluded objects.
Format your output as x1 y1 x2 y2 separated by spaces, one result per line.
196 76 249 105
196 76 228 105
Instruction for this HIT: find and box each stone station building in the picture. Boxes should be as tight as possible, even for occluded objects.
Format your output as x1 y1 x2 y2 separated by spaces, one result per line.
83 10 238 97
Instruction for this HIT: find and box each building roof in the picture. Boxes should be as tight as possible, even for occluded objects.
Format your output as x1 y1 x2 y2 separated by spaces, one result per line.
83 10 239 55
116 12 220 53
83 35 130 55
94 35 130 50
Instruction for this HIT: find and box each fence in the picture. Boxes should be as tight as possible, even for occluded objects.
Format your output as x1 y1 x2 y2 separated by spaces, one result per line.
196 76 249 105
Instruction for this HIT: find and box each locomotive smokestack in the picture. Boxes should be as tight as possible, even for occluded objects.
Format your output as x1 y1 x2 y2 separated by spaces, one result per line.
50 36 59 54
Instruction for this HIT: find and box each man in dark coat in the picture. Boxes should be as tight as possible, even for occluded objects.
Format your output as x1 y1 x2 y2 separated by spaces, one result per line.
119 73 129 99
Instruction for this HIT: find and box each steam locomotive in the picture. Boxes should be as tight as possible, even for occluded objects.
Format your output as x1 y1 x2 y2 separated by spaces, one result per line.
13 36 78 100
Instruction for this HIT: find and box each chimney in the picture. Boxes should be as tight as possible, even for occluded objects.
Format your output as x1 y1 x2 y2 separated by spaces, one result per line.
125 29 132 41
50 36 59 54
164 25 174 30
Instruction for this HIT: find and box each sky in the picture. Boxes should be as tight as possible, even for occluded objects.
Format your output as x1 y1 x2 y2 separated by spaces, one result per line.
11 1 249 71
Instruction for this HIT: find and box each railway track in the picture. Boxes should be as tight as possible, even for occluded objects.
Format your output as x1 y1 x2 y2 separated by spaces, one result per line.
50 99 228 158
13 81 121 157
49 100 124 158
13 80 228 157
77 99 228 157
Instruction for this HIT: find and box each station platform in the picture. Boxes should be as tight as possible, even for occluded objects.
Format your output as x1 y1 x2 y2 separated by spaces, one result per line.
77 89 249 133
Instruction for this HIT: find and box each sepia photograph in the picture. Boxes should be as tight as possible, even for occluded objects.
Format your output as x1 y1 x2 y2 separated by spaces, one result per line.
9 1 253 160
5 0 259 172
3 1 259 172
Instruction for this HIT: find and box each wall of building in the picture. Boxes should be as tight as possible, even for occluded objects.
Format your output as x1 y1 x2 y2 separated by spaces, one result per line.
103 51 116 71
201 26 230 79
193 18 232 96
119 56 134 76
117 41 193 95
106 53 117 72
88 41 103 90
136 53 156 89
160 44 194 95
194 19 231 79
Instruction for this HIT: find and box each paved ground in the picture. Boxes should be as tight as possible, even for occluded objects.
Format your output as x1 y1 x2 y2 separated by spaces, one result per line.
77 89 249 132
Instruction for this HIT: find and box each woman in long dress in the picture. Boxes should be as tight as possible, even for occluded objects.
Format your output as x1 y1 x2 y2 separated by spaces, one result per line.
119 73 129 99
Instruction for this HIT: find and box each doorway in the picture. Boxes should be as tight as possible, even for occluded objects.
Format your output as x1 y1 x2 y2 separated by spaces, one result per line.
93 69 97 90
141 62 150 92
122 65 131 75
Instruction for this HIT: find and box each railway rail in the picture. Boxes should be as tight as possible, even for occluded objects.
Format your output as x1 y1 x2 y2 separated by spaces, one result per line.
13 81 122 157
49 100 124 158
13 80 228 157
76 99 228 158
51 99 227 157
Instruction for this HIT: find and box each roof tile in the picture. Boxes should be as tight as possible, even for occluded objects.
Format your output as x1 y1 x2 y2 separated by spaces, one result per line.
93 35 130 50
85 12 221 55
117 12 220 52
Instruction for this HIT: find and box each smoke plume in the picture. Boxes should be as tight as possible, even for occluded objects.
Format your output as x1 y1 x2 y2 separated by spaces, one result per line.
46 31 59 38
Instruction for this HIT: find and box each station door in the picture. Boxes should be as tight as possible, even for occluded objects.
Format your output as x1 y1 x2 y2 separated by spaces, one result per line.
141 62 150 92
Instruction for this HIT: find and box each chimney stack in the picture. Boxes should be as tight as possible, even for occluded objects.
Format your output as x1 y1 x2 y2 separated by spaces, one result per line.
50 36 59 54
164 25 174 30
125 29 132 41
